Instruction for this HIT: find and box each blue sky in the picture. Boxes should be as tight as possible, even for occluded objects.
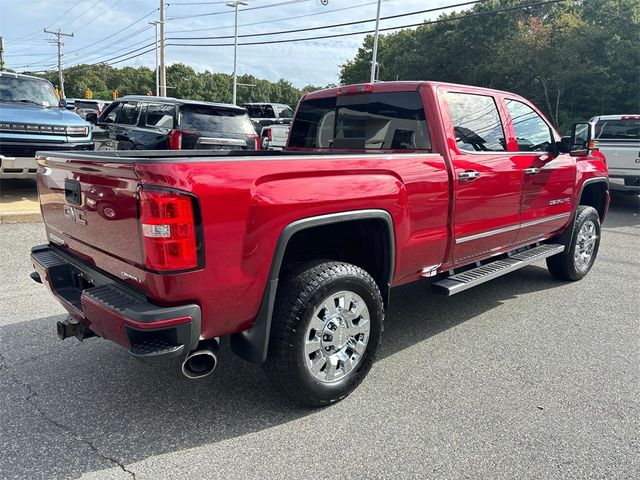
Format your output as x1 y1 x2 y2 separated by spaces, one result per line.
1 0 474 87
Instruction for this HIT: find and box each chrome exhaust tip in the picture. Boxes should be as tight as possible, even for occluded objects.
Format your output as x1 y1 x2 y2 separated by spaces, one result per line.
181 339 219 379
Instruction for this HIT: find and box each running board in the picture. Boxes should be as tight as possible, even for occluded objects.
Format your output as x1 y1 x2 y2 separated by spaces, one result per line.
431 244 565 296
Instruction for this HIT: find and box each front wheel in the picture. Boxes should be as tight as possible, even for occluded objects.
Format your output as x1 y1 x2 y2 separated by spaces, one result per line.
263 261 384 407
546 205 601 281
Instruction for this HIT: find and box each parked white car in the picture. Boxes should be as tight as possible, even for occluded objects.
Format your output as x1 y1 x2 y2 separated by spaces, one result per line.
591 114 640 194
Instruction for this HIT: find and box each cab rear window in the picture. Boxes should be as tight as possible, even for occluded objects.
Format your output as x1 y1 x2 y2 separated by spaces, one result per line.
289 92 431 150
594 119 640 140
179 105 256 134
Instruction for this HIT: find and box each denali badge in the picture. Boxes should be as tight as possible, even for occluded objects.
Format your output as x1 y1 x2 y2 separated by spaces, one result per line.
548 198 571 206
63 205 87 225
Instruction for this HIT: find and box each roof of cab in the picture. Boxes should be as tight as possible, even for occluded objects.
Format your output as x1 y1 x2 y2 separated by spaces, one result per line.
117 95 246 111
303 80 526 101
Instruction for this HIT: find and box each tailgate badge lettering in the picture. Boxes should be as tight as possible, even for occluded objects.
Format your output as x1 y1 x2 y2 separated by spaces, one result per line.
63 205 87 225
121 271 142 283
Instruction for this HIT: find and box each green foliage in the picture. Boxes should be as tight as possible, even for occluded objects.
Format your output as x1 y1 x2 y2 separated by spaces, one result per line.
25 63 335 107
339 0 640 130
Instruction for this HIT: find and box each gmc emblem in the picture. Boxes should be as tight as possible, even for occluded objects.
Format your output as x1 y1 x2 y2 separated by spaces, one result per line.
63 205 87 225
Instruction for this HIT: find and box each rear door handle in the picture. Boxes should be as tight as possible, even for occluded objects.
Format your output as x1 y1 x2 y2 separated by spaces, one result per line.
458 170 480 180
524 167 541 175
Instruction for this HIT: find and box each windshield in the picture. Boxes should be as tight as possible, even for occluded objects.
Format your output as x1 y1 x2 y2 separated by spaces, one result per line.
0 75 58 107
179 105 256 134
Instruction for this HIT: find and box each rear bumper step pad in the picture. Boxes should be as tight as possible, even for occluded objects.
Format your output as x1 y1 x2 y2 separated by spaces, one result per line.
30 244 201 359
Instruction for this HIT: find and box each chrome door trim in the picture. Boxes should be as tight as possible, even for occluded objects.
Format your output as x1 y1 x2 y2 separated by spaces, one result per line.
455 212 571 244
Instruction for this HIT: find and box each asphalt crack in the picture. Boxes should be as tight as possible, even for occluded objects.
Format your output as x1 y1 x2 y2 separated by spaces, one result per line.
6 368 136 479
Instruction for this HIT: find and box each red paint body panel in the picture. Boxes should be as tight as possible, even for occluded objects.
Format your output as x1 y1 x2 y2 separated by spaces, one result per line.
34 81 608 344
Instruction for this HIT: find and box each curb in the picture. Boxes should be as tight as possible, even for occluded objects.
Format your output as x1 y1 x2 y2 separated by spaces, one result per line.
0 210 43 224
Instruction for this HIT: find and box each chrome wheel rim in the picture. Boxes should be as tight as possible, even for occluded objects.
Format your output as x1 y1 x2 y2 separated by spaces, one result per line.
303 290 370 383
574 220 597 271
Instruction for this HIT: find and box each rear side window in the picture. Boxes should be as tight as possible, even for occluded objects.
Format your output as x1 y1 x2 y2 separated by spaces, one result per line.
244 104 275 118
505 99 553 152
179 105 256 134
276 105 294 119
74 100 98 110
289 91 430 150
145 103 175 128
445 92 506 152
594 119 640 140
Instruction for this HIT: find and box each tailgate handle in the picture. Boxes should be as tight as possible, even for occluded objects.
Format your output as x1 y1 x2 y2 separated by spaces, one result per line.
64 179 82 206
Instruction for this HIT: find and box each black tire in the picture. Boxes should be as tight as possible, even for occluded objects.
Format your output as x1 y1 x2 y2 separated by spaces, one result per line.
263 261 384 407
546 205 601 281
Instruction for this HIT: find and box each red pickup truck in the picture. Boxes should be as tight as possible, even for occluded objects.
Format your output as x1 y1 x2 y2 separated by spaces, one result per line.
30 81 609 406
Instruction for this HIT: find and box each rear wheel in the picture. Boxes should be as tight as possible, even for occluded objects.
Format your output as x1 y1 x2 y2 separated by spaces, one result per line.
263 261 384 407
546 205 601 281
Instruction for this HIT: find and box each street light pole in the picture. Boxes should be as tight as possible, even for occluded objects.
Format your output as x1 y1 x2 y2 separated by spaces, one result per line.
149 21 160 96
370 0 382 83
226 1 247 105
159 0 166 97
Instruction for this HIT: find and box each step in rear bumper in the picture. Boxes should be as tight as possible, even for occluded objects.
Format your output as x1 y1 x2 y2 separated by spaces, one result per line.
30 244 201 360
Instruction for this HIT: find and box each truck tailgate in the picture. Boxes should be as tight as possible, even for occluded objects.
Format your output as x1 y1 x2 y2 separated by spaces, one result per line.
37 153 143 278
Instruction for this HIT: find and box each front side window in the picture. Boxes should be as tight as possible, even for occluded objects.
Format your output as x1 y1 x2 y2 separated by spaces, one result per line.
288 91 430 150
505 99 553 152
445 92 506 152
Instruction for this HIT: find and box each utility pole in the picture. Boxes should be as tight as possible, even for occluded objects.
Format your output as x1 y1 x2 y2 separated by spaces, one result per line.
159 0 166 97
227 1 247 105
44 28 73 98
149 21 160 96
370 0 382 83
0 37 5 70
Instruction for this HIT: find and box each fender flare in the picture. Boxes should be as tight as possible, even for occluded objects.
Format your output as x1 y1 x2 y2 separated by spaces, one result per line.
230 209 395 364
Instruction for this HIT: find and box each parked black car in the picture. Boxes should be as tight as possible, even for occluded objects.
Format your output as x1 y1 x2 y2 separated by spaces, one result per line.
93 96 260 151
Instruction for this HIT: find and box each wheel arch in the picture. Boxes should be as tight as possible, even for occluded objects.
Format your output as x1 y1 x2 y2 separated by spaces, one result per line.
231 209 395 363
578 177 609 221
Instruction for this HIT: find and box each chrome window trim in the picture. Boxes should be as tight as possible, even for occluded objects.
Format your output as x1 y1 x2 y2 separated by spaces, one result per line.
455 212 571 244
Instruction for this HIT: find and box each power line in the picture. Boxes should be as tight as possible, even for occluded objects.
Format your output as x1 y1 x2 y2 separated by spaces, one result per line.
169 0 486 40
168 0 312 20
45 0 84 30
58 1 99 30
166 0 389 34
73 0 126 34
65 8 158 56
15 0 565 72
167 0 565 47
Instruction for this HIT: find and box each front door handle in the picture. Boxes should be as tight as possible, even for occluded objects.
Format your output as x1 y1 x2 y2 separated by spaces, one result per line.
459 170 480 180
524 167 541 175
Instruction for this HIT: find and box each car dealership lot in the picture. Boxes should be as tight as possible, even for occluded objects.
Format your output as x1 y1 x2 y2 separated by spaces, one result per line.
0 194 638 480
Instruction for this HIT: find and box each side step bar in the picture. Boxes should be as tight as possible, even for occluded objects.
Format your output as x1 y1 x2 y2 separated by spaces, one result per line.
432 244 564 296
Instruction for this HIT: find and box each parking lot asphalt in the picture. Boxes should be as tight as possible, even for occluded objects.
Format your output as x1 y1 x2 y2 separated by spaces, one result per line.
0 193 638 480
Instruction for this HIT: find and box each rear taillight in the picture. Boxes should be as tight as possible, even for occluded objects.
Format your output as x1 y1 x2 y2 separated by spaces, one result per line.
265 128 272 141
138 188 200 272
167 129 195 150
167 129 183 150
250 134 261 150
